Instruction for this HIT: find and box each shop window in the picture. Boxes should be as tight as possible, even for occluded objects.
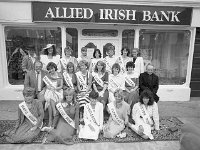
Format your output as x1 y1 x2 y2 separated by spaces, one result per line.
122 30 135 56
82 29 118 37
139 29 190 85
66 28 78 58
5 27 61 85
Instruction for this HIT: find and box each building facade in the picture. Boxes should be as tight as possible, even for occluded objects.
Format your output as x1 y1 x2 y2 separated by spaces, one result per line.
0 0 200 101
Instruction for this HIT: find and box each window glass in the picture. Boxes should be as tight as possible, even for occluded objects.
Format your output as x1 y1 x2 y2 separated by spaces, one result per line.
66 28 78 58
122 30 135 55
82 29 118 37
139 29 190 85
5 27 61 85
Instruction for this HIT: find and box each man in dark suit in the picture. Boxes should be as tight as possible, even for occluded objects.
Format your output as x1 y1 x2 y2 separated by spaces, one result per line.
24 60 46 100
21 45 37 73
139 64 159 102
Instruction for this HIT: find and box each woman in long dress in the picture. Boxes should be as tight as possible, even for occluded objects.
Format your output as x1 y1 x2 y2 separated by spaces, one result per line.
131 48 144 75
43 62 63 128
40 44 61 72
92 60 109 108
123 61 139 108
43 89 79 145
128 89 159 140
62 62 77 92
90 49 102 72
108 63 125 103
103 89 130 138
79 91 104 140
60 46 78 72
2 87 44 143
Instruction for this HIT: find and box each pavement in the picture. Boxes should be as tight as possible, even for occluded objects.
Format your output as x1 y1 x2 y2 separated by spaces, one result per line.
0 98 200 150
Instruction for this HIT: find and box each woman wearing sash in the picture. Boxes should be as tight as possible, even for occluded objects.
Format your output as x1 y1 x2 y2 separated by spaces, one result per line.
131 48 144 75
124 61 139 108
116 47 132 74
43 62 63 128
79 91 103 140
104 45 118 74
89 49 102 72
43 89 79 145
2 87 44 143
108 63 125 103
103 89 130 138
128 90 159 140
62 62 77 92
40 44 61 72
92 60 109 108
60 46 78 72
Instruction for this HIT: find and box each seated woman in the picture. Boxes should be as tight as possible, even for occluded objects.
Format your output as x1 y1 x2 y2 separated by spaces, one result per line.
124 61 139 108
108 63 125 103
2 87 44 143
128 89 159 140
103 89 130 138
42 89 79 145
79 91 104 140
62 62 77 92
43 62 63 128
92 60 109 108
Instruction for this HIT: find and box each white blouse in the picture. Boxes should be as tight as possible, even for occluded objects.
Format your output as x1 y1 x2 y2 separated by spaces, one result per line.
40 55 61 72
108 73 125 91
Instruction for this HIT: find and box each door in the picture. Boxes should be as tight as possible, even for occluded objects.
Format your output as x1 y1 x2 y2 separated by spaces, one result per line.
80 39 120 58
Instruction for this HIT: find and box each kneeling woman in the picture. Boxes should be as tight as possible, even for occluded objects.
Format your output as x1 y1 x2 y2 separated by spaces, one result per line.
43 89 79 144
103 89 130 138
2 87 44 143
128 90 159 140
78 91 104 140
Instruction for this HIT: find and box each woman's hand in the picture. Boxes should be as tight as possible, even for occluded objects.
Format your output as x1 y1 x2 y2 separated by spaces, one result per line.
99 91 104 97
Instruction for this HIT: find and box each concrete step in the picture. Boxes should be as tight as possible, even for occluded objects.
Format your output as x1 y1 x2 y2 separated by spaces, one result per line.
193 53 200 58
191 90 200 97
194 44 200 52
191 68 200 78
190 81 200 90
193 57 200 64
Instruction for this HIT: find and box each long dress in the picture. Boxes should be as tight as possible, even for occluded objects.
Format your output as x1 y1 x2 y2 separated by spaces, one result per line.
46 102 79 142
5 100 44 143
79 102 104 140
103 101 130 138
131 102 159 139
40 55 61 72
92 72 109 107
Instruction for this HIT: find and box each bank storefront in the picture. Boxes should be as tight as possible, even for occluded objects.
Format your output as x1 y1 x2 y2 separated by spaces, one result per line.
0 0 198 101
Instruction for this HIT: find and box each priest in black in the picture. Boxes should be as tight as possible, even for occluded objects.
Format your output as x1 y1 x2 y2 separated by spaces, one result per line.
139 64 159 103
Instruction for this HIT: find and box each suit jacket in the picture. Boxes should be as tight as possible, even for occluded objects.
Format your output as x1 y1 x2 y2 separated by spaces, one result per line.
21 55 35 72
24 70 46 93
139 72 159 102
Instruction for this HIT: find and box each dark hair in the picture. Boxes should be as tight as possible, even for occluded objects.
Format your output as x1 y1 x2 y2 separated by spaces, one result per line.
94 60 106 73
112 63 121 74
43 45 57 56
66 62 75 73
126 61 135 69
93 49 102 58
121 47 130 56
89 90 99 99
23 87 35 97
46 62 58 71
139 90 154 106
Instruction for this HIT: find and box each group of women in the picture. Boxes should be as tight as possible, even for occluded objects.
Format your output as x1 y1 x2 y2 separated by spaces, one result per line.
1 44 160 144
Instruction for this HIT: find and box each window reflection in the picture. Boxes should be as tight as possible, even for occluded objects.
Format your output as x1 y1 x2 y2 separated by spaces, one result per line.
66 28 78 58
122 30 135 56
139 29 190 85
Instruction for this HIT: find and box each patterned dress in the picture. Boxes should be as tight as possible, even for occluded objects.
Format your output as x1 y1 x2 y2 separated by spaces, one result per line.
5 100 44 143
46 102 79 142
103 101 130 138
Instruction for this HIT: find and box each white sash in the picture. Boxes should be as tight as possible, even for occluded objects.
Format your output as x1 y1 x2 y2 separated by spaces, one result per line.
117 56 126 74
19 101 39 126
109 78 120 89
125 75 135 87
92 72 104 88
139 104 153 126
60 58 68 70
43 75 56 88
63 72 74 89
108 103 124 127
56 103 75 128
104 58 112 72
76 72 88 91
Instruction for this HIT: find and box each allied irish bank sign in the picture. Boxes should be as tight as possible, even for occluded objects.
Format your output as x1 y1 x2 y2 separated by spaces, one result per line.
32 2 192 25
